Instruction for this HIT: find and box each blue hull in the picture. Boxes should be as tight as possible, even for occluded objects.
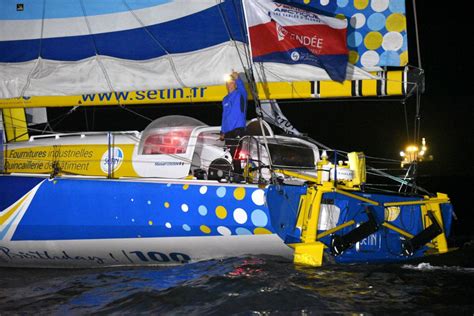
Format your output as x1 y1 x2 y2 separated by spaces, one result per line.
0 175 453 267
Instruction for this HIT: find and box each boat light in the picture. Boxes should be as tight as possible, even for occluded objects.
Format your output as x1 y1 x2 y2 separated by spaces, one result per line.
234 148 249 160
400 138 429 167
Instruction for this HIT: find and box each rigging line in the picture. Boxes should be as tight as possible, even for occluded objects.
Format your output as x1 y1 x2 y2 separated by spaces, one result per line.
79 0 116 94
118 106 153 122
275 97 409 104
19 0 46 99
122 0 186 88
365 156 403 163
51 106 80 130
412 0 423 69
403 100 410 142
413 83 422 145
5 129 29 142
41 122 53 134
256 67 308 100
287 136 400 164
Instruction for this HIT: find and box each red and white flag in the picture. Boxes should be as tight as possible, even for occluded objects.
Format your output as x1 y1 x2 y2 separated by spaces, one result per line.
243 0 349 82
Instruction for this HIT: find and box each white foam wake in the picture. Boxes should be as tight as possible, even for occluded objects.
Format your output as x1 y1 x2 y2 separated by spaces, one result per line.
402 262 474 273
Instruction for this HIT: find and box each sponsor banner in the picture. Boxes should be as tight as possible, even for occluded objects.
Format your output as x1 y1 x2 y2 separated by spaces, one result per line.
3 144 137 177
244 0 348 82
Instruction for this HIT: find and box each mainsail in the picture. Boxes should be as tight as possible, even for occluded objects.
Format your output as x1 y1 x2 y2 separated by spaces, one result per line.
0 0 408 101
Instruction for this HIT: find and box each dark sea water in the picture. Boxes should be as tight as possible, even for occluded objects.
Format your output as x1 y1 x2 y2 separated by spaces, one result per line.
1 242 473 315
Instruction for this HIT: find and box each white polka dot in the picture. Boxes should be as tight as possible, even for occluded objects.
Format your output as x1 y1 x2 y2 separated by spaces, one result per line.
199 186 208 194
147 200 151 205
165 222 172 228
371 0 389 12
360 50 380 67
131 218 135 222
130 198 134 202
320 0 329 6
217 226 232 236
181 204 189 212
166 183 172 187
350 13 366 29
382 32 404 51
251 189 265 206
233 208 248 224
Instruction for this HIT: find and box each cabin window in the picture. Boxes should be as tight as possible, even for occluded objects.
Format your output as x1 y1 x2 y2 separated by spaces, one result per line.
142 128 192 155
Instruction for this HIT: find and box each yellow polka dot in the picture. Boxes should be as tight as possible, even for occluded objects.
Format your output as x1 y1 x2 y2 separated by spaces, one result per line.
233 187 246 200
183 184 189 190
386 13 406 32
399 51 408 66
303 0 310 4
164 202 170 208
254 227 272 235
364 32 383 50
335 14 346 20
200 225 211 234
354 0 368 10
215 206 227 219
349 50 359 64
148 220 153 226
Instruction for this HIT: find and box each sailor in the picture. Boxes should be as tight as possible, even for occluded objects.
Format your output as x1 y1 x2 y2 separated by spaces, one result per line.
220 71 248 182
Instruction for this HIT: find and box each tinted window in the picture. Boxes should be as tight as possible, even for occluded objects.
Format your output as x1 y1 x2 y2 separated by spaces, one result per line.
268 142 314 168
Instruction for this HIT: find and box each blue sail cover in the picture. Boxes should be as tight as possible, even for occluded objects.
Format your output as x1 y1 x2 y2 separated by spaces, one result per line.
0 0 407 98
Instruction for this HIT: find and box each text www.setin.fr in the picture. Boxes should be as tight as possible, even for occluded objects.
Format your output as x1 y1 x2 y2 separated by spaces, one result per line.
81 87 208 102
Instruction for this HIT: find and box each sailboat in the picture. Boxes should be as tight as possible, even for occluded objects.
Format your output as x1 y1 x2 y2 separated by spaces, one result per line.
0 0 454 268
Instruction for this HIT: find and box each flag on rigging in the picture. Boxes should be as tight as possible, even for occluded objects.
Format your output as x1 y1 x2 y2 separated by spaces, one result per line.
243 0 348 82
257 100 301 136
